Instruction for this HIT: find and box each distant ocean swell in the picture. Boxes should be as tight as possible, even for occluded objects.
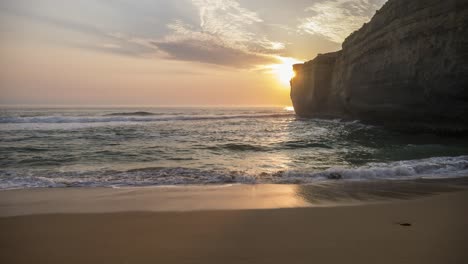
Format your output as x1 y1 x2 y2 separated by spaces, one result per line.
0 112 295 124
1 156 467 189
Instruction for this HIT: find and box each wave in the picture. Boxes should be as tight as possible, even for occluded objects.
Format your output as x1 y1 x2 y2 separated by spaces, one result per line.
207 143 269 152
0 113 294 124
105 111 157 116
280 155 468 183
282 140 332 149
1 156 467 189
203 141 332 152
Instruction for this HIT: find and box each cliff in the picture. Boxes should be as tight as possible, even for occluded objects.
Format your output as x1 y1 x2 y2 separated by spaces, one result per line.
291 0 468 132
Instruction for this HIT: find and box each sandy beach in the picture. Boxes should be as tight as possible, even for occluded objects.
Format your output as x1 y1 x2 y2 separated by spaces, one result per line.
1 183 468 264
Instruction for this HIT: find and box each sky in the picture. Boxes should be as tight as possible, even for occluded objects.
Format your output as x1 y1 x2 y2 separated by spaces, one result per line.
0 0 386 106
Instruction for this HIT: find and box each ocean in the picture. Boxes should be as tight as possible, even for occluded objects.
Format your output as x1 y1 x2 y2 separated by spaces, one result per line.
1 106 468 189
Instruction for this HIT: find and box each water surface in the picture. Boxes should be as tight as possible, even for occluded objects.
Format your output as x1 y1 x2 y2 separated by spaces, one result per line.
1 106 468 189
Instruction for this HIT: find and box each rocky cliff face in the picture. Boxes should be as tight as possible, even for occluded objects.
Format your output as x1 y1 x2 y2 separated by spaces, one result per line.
291 0 468 132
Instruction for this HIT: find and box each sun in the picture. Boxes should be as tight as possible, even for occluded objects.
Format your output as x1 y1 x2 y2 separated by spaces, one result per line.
276 63 296 85
268 57 303 87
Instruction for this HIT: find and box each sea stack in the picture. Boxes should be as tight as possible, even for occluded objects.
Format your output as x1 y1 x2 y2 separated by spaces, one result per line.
291 0 468 132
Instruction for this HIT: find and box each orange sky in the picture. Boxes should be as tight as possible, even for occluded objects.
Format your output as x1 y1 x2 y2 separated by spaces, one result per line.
0 0 386 106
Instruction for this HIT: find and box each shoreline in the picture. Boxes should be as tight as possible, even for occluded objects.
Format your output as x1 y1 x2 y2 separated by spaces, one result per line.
1 178 467 217
1 188 468 263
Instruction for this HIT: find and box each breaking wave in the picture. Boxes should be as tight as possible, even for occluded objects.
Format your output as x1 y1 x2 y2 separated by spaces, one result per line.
105 111 158 116
1 156 467 189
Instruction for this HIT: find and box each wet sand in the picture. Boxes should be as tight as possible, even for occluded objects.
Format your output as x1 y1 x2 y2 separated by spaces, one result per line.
1 183 468 264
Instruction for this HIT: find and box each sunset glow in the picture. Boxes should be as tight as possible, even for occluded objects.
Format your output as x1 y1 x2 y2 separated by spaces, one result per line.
0 0 385 106
268 57 303 87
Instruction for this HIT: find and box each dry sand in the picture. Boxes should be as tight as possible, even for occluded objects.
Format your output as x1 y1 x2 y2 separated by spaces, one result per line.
1 184 467 264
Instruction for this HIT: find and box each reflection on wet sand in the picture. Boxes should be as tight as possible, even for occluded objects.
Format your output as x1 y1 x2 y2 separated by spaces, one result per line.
1 177 467 217
296 177 468 205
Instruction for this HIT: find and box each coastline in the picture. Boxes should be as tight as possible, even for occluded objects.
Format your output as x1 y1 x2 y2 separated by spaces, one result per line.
1 181 468 263
1 178 467 217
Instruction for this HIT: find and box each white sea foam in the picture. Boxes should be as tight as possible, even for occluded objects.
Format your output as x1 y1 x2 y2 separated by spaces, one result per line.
278 155 468 183
1 156 467 189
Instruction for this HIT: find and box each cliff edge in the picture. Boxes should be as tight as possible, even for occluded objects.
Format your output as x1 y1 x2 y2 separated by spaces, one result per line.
291 0 468 132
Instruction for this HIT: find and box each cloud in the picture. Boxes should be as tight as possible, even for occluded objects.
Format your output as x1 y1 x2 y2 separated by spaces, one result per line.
153 39 279 67
193 0 262 45
3 0 383 67
152 0 285 68
298 0 385 43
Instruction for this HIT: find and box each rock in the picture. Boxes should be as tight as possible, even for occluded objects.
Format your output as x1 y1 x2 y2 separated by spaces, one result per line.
291 0 468 133
328 172 342 180
396 222 413 227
